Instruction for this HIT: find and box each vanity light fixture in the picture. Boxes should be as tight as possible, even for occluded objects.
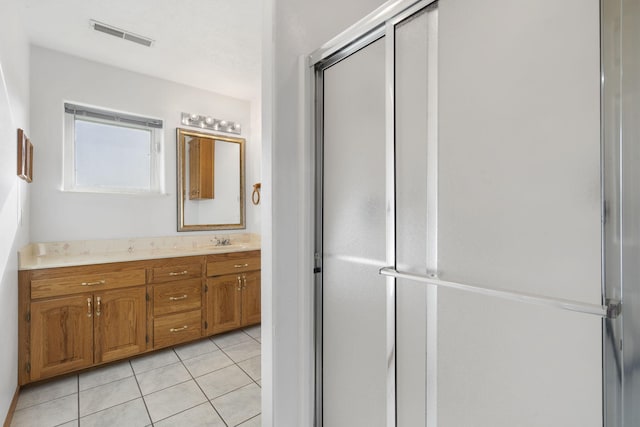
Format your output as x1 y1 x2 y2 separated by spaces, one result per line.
181 112 242 135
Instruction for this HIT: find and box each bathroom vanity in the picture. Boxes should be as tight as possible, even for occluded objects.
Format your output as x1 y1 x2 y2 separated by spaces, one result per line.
17 234 261 385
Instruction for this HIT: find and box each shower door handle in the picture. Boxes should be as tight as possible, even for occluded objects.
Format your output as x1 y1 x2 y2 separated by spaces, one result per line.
379 266 621 319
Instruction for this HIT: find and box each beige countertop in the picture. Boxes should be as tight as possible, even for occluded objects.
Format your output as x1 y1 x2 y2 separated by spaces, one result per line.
19 233 261 270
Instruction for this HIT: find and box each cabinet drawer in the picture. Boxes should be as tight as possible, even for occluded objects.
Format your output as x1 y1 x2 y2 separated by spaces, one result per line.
153 279 202 316
206 256 260 277
150 263 202 284
154 310 201 348
31 269 146 299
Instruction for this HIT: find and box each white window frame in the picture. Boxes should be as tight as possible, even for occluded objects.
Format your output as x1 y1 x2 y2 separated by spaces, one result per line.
62 102 165 195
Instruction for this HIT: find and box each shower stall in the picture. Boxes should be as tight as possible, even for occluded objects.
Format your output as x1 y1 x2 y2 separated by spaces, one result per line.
310 0 638 425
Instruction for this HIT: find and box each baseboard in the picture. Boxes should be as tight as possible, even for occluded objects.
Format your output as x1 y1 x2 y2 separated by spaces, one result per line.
2 385 19 427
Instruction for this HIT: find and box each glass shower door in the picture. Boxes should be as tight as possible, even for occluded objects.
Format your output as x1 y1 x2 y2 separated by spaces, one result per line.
320 36 389 427
316 1 609 426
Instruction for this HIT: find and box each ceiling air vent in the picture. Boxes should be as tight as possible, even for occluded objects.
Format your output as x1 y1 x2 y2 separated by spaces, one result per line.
90 20 154 47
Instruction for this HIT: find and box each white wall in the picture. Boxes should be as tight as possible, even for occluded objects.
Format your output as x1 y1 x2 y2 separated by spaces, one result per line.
263 0 385 425
0 0 30 422
30 46 260 242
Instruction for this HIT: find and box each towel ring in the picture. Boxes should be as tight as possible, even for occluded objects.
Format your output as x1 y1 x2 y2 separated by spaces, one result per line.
252 183 261 205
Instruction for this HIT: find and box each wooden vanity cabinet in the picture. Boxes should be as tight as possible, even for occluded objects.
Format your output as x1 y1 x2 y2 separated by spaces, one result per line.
19 250 261 385
205 251 261 335
148 258 204 349
21 263 148 383
29 289 148 380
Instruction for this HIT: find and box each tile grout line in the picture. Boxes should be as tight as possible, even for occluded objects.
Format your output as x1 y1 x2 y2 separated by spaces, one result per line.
236 329 262 425
234 360 261 388
217 345 260 367
13 330 260 427
12 379 81 427
137 341 246 424
176 342 237 382
14 377 79 412
177 348 230 427
130 359 155 426
76 371 146 420
78 371 135 393
77 393 144 420
237 412 261 427
215 331 261 426
216 329 262 389
242 327 261 344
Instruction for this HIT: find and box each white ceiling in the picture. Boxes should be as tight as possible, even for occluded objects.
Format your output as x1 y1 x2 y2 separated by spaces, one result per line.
21 0 262 101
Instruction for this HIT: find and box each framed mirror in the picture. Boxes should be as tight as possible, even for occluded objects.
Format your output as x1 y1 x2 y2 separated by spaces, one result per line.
177 128 245 231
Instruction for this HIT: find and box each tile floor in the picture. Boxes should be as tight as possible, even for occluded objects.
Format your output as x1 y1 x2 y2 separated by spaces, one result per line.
11 325 261 427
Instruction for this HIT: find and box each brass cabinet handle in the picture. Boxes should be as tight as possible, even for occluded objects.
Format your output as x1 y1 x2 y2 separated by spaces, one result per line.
242 274 247 289
170 325 188 333
81 280 105 286
234 263 249 268
168 270 188 276
237 275 242 291
87 298 92 318
169 294 188 301
96 297 101 316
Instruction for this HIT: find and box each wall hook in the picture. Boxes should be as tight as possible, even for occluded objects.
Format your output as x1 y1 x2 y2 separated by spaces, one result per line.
252 183 261 205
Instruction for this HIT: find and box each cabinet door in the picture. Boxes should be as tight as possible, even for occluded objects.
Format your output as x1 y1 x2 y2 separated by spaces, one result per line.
189 137 214 200
94 287 147 364
30 294 94 380
241 271 261 326
207 275 242 334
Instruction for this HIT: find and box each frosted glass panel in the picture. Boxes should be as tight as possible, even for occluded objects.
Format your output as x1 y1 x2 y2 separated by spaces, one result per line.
322 258 387 426
395 9 432 273
438 289 601 427
436 0 602 425
438 0 601 303
322 38 387 427
75 119 151 190
394 6 436 427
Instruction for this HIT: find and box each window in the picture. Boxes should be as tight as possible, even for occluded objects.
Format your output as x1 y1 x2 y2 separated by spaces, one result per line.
63 103 164 194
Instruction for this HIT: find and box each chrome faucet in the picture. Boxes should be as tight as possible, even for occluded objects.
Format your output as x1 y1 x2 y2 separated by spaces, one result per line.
214 237 231 246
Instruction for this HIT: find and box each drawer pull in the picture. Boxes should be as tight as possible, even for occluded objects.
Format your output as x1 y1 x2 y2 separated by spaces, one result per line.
87 298 92 318
168 270 189 276
234 263 249 268
169 294 188 301
81 280 106 286
170 325 189 333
